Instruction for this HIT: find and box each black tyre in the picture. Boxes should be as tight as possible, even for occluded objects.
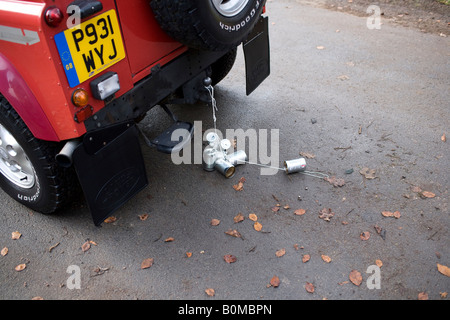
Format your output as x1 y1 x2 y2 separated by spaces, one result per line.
0 95 77 214
151 0 266 51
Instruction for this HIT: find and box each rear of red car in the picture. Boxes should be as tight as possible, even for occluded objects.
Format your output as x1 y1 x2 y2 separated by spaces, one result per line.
0 0 269 225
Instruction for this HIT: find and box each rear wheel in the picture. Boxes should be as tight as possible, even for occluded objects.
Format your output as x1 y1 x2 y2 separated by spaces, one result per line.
0 95 77 214
151 0 266 51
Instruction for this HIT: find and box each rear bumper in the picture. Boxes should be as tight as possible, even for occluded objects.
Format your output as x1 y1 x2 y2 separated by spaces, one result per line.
83 49 228 132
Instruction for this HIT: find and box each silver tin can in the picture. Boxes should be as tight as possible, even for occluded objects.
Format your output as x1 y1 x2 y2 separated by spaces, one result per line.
226 150 247 166
214 159 236 178
284 158 307 174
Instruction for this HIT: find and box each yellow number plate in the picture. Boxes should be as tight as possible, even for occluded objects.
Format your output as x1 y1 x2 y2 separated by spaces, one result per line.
55 10 126 87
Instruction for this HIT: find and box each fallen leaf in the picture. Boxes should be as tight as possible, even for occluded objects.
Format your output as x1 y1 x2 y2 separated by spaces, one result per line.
104 216 116 223
233 177 246 191
441 133 446 142
375 259 383 268
15 264 26 272
437 264 450 277
418 292 429 300
186 252 192 258
283 205 290 210
321 255 332 263
225 229 242 239
275 248 286 257
223 254 237 263
233 213 244 223
233 182 244 191
253 222 262 232
316 45 325 50
81 241 91 252
324 176 345 187
305 282 315 293
270 276 280 287
299 151 315 159
440 292 448 298
302 254 310 263
248 213 258 221
381 211 401 219
349 270 362 286
141 258 154 269
164 237 175 242
319 208 334 221
11 231 21 240
1 247 8 256
205 288 215 297
271 206 280 212
337 74 350 81
420 191 436 198
360 231 370 241
210 219 220 226
138 213 149 221
360 167 376 179
294 209 306 216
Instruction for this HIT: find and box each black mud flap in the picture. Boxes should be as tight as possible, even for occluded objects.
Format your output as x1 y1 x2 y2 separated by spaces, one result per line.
243 16 270 95
72 122 148 226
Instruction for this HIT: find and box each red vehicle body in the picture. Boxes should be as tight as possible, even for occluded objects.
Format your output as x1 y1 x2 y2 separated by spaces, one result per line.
0 0 269 225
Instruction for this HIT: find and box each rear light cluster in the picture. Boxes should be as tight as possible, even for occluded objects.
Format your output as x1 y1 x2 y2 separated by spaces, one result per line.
45 7 64 27
46 4 121 123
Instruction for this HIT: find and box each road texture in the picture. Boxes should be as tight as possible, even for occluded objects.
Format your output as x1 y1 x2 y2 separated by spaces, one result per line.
0 0 449 301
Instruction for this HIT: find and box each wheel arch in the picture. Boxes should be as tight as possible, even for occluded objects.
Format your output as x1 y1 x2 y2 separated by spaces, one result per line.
0 53 59 142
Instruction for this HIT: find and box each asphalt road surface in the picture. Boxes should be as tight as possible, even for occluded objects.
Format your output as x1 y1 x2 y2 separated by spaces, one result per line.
1 0 448 301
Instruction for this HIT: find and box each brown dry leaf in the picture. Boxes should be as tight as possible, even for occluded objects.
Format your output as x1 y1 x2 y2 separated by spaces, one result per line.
205 288 215 297
233 213 244 223
302 254 310 263
186 252 192 258
349 270 362 286
360 231 370 241
319 208 334 221
104 216 117 223
393 211 401 218
437 263 450 277
233 177 246 191
294 209 306 216
375 259 383 268
360 167 376 179
248 213 258 222
15 263 26 272
210 219 220 226
11 231 21 240
381 211 394 217
418 292 429 300
440 292 448 298
81 241 91 252
138 213 149 221
233 182 244 191
271 206 280 212
441 133 446 142
321 255 332 263
164 237 175 242
305 282 315 293
253 221 262 232
225 229 242 239
316 45 325 50
223 254 237 263
299 151 315 159
1 247 8 256
324 176 345 187
141 258 154 269
421 191 436 198
283 204 290 210
270 275 280 287
275 248 286 257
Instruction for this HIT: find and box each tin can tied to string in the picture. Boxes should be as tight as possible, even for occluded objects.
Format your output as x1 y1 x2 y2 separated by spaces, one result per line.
284 157 307 174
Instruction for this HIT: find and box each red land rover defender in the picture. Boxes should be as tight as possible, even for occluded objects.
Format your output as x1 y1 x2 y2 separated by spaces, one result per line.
0 0 269 225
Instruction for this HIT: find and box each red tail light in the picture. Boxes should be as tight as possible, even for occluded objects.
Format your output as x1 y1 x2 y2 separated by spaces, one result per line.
45 7 64 27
